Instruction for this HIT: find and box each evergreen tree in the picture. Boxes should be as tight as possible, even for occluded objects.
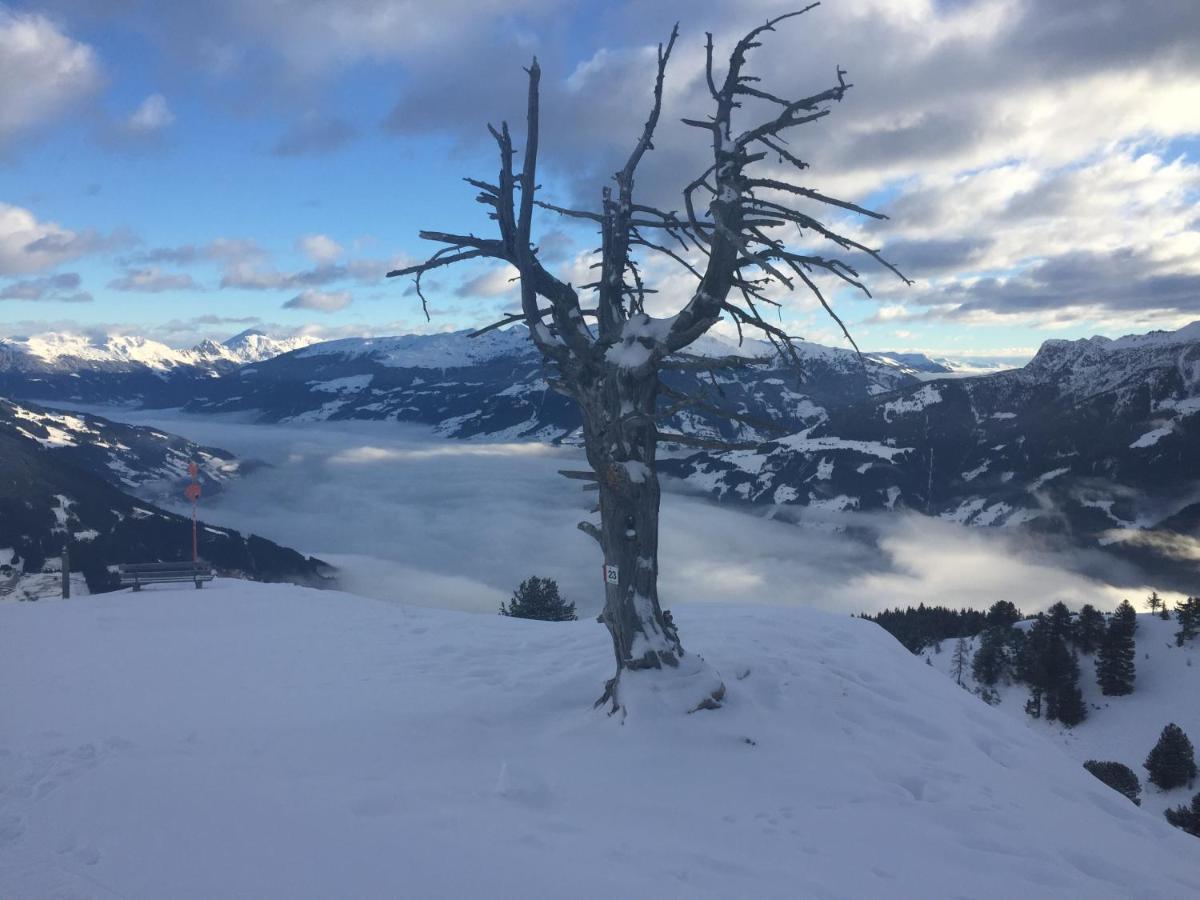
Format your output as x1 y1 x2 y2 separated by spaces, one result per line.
1097 600 1137 696
1144 723 1198 791
951 636 970 687
1047 601 1074 643
1074 604 1105 655
986 600 1022 630
499 576 577 622
860 604 990 654
1147 591 1163 617
1018 616 1050 719
1083 760 1142 806
972 626 1012 686
1175 597 1200 647
1164 792 1200 838
1018 614 1086 725
1046 637 1087 727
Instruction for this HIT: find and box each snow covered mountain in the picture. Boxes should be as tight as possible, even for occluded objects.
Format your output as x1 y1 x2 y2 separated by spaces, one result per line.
191 328 320 365
185 326 926 441
0 398 327 590
0 397 239 500
0 328 316 372
0 332 196 373
0 329 317 406
663 321 1200 589
2 321 1196 586
923 612 1200 826
3 582 1199 899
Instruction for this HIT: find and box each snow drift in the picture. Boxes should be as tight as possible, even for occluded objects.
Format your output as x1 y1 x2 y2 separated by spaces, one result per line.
2 582 1198 899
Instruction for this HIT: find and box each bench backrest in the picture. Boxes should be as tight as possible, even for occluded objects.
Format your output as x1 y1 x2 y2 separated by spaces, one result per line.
118 561 213 575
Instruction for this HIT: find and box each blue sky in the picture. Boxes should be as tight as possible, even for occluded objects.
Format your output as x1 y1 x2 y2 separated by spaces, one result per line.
2 0 1199 361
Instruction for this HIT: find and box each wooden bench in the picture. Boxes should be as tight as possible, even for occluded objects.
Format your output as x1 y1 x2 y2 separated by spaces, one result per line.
118 561 215 591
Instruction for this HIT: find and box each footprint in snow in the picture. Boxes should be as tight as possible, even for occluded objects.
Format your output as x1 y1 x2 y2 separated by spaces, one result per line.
495 762 556 809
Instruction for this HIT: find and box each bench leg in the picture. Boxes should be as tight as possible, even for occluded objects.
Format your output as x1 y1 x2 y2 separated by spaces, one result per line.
195 579 203 589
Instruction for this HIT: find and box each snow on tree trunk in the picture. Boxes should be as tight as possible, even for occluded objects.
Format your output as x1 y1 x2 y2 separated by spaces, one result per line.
582 365 724 715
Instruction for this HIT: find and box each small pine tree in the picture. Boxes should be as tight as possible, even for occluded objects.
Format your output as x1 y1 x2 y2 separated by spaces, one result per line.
975 685 1000 705
1164 792 1200 838
1144 723 1198 791
1083 760 1142 806
1097 600 1137 696
951 636 970 687
1147 591 1162 617
1175 597 1200 647
1074 604 1105 655
499 576 577 622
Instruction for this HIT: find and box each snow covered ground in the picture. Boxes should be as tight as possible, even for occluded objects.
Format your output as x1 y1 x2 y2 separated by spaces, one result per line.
3 581 1198 899
0 571 89 603
924 613 1200 821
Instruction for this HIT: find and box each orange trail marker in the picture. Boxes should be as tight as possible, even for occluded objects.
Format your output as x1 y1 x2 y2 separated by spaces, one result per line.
185 463 202 562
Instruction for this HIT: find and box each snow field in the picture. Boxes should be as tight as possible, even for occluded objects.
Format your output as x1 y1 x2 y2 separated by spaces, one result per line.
925 613 1200 821
2 583 1199 899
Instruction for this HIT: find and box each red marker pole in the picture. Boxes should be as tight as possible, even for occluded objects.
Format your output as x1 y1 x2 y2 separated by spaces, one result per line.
185 462 202 562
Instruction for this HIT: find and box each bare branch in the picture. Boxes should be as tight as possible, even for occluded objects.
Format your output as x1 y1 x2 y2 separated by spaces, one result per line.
577 521 602 544
620 24 679 186
756 135 809 171
517 59 541 249
658 383 788 435
655 431 763 451
388 248 486 280
661 352 768 371
747 178 887 220
559 469 599 482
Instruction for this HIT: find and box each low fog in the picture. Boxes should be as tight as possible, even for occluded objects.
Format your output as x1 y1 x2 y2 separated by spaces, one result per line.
85 410 1174 618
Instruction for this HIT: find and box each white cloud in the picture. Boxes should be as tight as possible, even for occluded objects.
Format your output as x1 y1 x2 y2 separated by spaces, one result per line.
108 266 197 293
228 0 563 74
283 288 352 311
0 7 101 148
0 271 90 303
455 265 519 298
298 233 343 264
125 93 175 133
0 202 128 275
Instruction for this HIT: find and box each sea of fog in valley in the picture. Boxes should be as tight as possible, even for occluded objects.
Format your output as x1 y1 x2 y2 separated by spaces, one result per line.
59 407 1175 617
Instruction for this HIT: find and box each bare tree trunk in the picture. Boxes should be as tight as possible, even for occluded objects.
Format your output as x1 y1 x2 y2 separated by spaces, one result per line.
580 364 724 714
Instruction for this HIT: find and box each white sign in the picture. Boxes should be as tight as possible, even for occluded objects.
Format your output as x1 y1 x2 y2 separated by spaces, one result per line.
604 565 619 586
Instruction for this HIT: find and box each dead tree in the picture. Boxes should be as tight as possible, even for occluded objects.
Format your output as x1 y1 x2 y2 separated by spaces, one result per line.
390 7 908 715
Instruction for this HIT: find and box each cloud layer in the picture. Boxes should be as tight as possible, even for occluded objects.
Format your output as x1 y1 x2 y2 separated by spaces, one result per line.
0 7 101 150
95 412 1171 618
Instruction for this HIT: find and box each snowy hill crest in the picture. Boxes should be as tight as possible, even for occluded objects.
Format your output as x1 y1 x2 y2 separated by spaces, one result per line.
2 584 1199 898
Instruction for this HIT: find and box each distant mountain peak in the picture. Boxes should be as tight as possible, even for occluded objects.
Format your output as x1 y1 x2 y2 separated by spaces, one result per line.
223 328 268 346
194 330 319 364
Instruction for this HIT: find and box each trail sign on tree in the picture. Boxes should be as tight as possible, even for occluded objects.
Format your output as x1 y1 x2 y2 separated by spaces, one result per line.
390 7 908 715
